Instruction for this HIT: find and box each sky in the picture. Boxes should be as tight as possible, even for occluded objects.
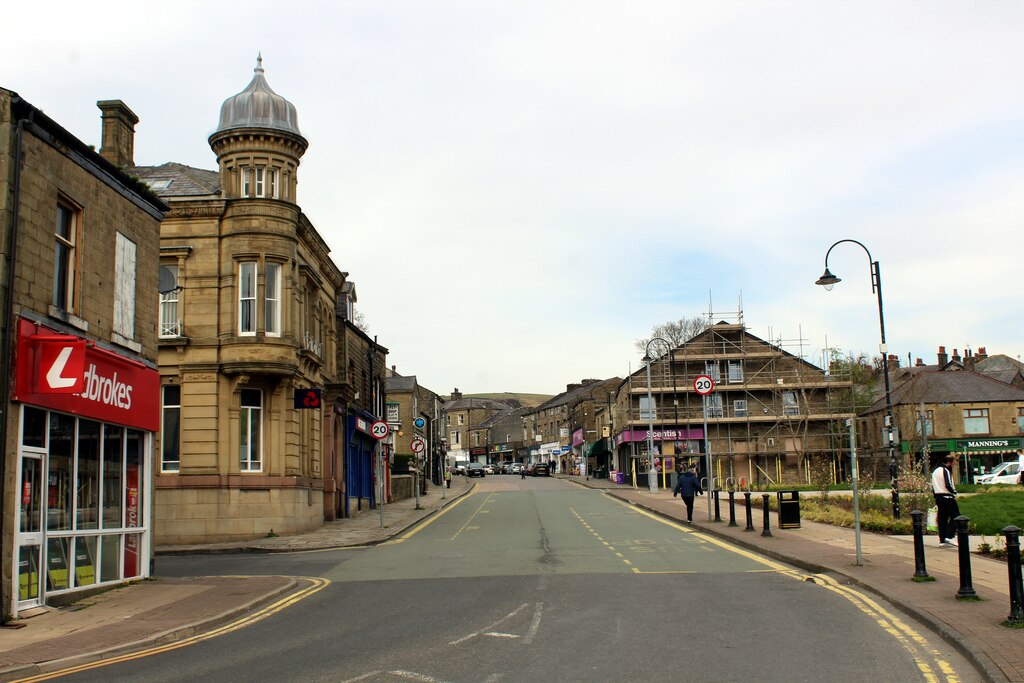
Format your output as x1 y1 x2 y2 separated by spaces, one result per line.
4 2 1022 395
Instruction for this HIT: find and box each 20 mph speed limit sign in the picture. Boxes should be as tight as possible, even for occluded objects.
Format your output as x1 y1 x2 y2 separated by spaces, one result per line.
693 375 715 395
370 420 390 440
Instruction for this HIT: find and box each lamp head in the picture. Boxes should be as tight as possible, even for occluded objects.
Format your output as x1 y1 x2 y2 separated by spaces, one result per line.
815 267 841 291
641 353 652 364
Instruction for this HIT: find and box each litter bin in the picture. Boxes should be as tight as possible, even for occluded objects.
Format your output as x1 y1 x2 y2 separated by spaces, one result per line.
777 490 801 529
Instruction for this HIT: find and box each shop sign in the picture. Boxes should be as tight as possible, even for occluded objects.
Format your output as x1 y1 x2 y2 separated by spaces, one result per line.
956 437 1021 452
13 318 159 431
293 388 322 409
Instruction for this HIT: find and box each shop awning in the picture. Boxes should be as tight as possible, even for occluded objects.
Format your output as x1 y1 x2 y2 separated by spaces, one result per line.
587 439 610 457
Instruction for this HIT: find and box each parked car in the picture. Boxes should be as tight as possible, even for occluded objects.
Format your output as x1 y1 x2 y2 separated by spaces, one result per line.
509 463 523 474
500 461 514 473
532 462 550 477
454 462 469 475
466 462 486 478
976 460 1022 485
484 464 495 475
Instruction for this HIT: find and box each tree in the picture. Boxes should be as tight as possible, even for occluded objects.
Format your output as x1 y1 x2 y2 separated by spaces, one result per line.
353 310 369 333
826 349 878 415
635 316 707 360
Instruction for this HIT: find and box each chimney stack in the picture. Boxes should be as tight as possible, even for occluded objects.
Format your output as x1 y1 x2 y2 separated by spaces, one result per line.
915 358 924 367
952 348 961 363
97 100 138 167
451 388 462 401
887 354 900 370
937 346 948 366
977 346 988 360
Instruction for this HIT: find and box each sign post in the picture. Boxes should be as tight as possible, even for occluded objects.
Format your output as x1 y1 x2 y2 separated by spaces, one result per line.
694 375 716 522
370 421 390 526
411 437 426 509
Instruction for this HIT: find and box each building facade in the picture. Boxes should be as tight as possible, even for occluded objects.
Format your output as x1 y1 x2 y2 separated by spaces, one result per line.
128 60 354 543
1 90 166 619
613 321 854 488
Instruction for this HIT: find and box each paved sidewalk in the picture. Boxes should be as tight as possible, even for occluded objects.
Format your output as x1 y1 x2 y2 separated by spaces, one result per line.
0 479 474 683
156 477 474 554
562 475 1021 683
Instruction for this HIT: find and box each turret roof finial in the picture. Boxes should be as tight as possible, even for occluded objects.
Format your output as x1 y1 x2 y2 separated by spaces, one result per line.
255 53 264 74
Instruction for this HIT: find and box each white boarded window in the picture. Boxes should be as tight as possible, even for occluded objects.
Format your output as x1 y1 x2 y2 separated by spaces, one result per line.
114 233 136 339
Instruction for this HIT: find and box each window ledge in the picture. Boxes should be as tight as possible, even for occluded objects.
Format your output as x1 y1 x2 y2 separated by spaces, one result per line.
112 331 142 353
48 306 89 333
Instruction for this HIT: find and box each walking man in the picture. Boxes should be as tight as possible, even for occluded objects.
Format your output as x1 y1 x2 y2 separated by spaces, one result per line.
673 465 704 523
931 454 960 547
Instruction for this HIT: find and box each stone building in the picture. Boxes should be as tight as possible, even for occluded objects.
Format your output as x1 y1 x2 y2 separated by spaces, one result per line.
612 320 854 488
1 89 166 619
125 59 367 543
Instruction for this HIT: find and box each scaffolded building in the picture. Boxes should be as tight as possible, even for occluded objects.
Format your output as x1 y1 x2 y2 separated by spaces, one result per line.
615 314 855 488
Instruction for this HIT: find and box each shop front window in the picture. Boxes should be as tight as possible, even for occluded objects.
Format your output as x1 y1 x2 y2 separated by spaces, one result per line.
240 389 263 471
45 537 70 591
102 426 123 529
74 536 97 587
76 420 100 529
48 413 74 531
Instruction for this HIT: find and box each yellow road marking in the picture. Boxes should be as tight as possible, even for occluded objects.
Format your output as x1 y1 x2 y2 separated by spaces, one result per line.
385 485 479 545
450 492 496 541
9 577 330 683
604 494 791 572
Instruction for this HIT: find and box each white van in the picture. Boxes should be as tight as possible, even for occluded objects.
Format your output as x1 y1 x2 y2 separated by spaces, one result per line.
975 460 1022 485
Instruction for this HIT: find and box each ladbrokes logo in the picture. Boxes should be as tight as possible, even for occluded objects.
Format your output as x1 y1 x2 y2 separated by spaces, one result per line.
79 364 133 410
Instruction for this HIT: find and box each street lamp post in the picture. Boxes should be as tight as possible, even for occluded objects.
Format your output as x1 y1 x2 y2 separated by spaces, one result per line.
643 337 671 494
816 238 900 519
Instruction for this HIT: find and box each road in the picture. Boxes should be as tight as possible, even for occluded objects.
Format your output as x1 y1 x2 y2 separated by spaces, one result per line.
57 476 978 682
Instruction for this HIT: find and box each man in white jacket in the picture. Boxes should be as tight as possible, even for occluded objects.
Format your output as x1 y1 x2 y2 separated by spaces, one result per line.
931 454 960 547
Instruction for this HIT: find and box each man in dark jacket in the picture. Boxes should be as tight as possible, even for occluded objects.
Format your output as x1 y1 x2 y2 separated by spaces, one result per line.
673 465 704 523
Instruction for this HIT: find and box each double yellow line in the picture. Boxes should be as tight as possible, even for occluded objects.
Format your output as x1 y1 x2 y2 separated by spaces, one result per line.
10 576 330 683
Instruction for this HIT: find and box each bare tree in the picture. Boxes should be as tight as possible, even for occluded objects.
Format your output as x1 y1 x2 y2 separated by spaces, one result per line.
635 316 707 360
354 310 369 333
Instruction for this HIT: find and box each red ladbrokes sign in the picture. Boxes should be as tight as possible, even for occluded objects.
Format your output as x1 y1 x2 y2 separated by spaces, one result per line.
14 318 159 431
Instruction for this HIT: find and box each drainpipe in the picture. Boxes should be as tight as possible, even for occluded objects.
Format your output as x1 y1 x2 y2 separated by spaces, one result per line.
1 108 31 622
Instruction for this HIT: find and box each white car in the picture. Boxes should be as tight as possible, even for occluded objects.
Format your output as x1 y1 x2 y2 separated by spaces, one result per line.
976 460 1022 485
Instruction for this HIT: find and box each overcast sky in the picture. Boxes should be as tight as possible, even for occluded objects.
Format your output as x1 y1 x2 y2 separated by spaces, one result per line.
5 2 1022 395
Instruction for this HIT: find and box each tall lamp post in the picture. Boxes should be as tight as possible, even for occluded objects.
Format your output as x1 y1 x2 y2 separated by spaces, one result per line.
816 238 900 519
643 337 671 493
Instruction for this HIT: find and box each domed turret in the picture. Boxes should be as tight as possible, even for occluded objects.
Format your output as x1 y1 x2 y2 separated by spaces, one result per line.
215 55 301 136
209 56 307 203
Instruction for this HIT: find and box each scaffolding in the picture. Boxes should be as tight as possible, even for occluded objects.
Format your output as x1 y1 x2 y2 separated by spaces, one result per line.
619 304 856 487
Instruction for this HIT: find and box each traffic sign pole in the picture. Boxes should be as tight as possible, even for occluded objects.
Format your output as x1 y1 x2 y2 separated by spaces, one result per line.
694 375 716 522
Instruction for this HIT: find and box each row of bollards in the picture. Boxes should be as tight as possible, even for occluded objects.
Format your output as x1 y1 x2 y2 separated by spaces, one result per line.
910 509 1024 625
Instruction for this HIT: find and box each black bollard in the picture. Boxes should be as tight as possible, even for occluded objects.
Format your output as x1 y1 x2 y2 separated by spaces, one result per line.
1003 526 1024 626
954 516 977 600
713 489 722 522
910 510 930 580
728 490 738 527
744 492 754 531
761 493 772 537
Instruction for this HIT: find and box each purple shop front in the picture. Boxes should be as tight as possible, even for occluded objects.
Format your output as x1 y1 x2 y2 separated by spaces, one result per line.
615 428 704 447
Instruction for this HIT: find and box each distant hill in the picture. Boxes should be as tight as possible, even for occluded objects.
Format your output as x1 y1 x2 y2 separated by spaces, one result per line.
446 392 552 408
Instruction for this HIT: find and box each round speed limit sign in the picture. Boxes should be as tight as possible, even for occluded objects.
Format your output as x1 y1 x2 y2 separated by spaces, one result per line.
370 420 390 440
693 375 715 395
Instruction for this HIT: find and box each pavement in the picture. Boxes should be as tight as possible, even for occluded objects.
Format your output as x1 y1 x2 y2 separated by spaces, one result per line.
0 474 1020 682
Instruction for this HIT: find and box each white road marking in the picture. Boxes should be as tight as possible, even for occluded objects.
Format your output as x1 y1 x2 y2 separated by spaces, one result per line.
450 603 530 645
523 602 544 645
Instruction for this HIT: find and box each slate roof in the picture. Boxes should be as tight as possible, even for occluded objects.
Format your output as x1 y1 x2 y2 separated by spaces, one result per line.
532 378 620 413
863 370 1024 414
444 397 513 412
129 162 221 198
477 406 530 429
386 375 418 393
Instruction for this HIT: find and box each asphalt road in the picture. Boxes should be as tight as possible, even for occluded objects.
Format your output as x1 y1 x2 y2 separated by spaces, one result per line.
60 476 980 682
